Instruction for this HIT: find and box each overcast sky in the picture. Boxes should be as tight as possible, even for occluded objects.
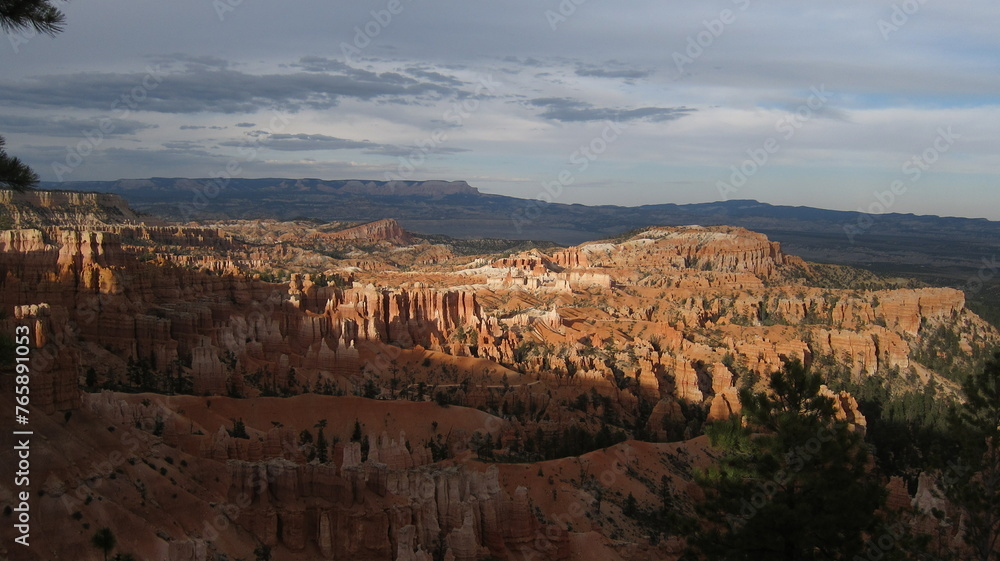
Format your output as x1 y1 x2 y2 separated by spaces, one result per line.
1 0 998 219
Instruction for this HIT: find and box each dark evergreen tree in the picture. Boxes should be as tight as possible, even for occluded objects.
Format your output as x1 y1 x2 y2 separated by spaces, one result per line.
253 544 272 561
688 360 889 560
228 418 249 439
314 419 329 463
298 429 313 445
0 0 66 34
944 351 1000 561
90 527 116 561
1 1 67 192
0 137 38 192
316 427 328 463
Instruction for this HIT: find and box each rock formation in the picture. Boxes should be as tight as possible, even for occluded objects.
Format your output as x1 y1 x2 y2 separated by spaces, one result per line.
1 190 995 561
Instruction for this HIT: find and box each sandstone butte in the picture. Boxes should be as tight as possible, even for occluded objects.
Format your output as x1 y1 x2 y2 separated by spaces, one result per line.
0 190 994 561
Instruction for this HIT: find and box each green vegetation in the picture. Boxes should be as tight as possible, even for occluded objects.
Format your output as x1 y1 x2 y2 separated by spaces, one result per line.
90 527 116 561
913 320 993 383
0 2 66 192
779 262 925 291
254 545 272 561
688 361 892 560
820 358 956 477
965 281 1000 330
227 418 249 439
941 351 1000 561
92 356 193 395
489 423 627 463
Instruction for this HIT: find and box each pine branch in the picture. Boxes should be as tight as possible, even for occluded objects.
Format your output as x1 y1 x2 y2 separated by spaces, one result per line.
0 136 39 192
0 0 67 36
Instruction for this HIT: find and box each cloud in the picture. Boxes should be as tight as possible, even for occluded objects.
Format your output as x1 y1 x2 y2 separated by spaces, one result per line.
179 125 226 130
215 132 472 157
147 53 231 72
234 133 383 152
529 97 695 123
363 145 470 157
575 63 651 81
404 67 466 87
287 56 353 73
19 143 232 181
234 122 256 128
0 114 157 136
287 56 451 89
502 56 545 67
0 64 461 114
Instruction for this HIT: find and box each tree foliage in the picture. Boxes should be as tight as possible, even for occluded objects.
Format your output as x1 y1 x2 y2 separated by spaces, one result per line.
0 0 67 35
90 527 116 561
944 350 1000 561
688 360 888 560
1 1 69 192
0 136 39 192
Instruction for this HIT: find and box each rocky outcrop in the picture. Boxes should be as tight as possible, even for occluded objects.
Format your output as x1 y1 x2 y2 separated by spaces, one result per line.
577 226 789 277
0 189 140 228
218 448 550 561
324 218 413 245
875 288 965 336
9 303 81 413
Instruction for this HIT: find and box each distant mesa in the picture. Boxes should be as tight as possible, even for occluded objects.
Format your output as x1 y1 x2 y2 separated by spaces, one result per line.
323 218 413 245
44 177 480 198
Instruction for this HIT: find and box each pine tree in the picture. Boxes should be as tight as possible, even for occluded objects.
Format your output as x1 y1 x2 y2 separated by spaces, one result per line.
254 545 272 561
316 428 328 463
90 527 116 561
944 350 1000 561
0 0 66 34
1 2 68 192
314 419 329 463
688 360 887 560
0 137 38 192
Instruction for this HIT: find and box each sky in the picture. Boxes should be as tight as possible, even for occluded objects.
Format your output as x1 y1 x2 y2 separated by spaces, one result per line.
1 0 998 219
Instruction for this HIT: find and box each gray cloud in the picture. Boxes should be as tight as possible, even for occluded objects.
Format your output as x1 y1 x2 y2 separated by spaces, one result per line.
147 53 231 72
575 63 651 81
0 65 460 114
0 114 157 136
19 143 231 181
363 145 470 157
237 133 382 152
405 68 466 87
179 125 226 130
216 132 471 157
529 98 695 123
287 56 353 73
502 56 545 67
